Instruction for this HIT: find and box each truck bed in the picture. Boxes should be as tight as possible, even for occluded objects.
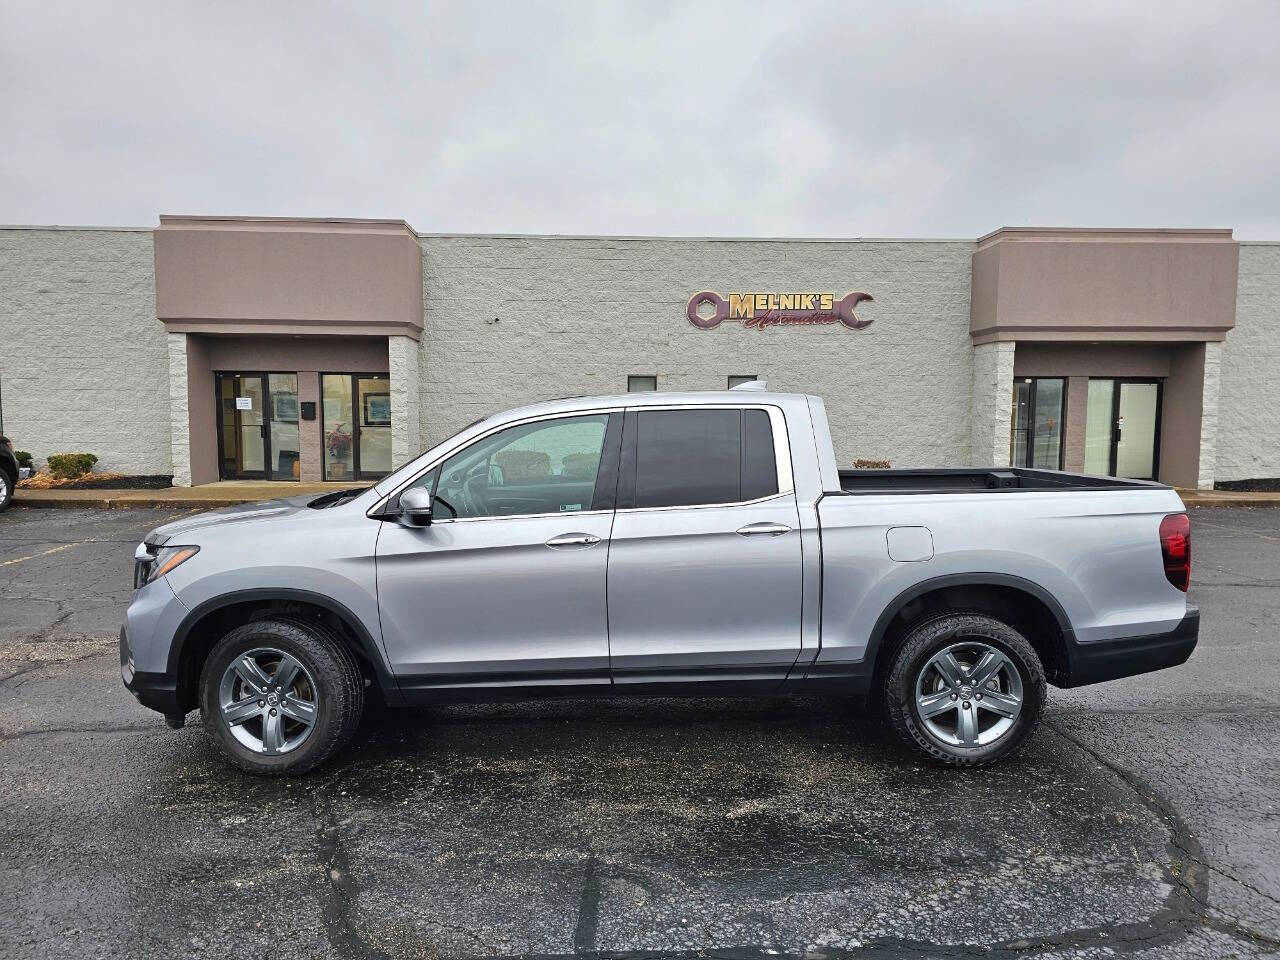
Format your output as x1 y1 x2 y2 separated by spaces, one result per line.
835 468 1163 495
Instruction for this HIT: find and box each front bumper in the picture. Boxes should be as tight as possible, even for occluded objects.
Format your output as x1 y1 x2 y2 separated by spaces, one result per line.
1060 604 1199 687
120 626 180 715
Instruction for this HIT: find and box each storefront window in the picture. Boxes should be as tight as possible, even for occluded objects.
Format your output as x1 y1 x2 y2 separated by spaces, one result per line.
357 375 392 475
1009 378 1064 470
322 373 393 481
322 375 355 481
1084 380 1114 475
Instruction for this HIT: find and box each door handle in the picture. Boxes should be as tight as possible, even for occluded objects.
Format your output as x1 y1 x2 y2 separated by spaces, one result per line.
736 522 792 537
545 533 602 548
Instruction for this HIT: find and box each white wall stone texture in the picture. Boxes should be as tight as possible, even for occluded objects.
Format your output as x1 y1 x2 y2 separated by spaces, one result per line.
0 228 172 475
418 236 976 469
969 341 1015 468
1216 243 1280 482
1197 340 1221 490
388 334 422 469
167 332 191 485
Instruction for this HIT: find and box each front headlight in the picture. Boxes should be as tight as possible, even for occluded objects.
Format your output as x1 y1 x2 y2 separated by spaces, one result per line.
146 545 200 583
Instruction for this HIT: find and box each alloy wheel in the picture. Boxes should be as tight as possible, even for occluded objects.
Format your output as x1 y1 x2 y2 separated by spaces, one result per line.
218 647 318 755
914 640 1024 747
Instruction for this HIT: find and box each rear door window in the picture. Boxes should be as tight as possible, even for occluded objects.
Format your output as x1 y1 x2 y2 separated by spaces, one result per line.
742 408 779 501
631 408 778 509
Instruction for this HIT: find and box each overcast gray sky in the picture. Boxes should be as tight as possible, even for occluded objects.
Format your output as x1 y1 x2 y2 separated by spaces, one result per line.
2 1 1278 238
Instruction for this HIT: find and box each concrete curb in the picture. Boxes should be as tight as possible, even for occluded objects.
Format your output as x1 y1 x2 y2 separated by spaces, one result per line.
12 481 370 510
1175 488 1280 508
15 496 254 509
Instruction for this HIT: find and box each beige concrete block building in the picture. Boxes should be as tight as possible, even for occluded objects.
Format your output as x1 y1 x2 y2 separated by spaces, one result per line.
1 215 1276 489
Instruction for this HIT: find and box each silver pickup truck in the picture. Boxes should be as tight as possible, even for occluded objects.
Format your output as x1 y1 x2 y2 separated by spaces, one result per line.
122 384 1197 775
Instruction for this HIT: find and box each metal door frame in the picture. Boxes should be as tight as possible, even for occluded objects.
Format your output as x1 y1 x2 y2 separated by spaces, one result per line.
215 371 298 481
1012 377 1066 471
1107 378 1163 480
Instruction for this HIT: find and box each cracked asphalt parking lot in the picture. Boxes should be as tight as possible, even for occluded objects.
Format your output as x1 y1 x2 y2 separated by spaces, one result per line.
2 506 1279 959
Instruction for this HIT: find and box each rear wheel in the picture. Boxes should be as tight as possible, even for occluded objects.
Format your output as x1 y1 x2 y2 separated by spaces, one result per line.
199 618 364 776
883 613 1045 766
0 469 14 512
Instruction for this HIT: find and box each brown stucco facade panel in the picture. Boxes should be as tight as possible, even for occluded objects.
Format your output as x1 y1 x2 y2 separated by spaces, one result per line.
1013 343 1173 379
201 335 389 373
1160 344 1208 489
155 217 423 339
971 228 1238 343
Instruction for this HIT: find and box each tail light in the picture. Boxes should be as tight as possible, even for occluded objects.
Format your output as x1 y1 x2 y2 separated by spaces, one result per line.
1159 513 1191 592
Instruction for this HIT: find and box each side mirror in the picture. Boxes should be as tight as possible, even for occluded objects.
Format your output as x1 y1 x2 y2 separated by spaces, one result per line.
399 487 434 527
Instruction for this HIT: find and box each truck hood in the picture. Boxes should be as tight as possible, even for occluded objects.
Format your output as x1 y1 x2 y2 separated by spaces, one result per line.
144 496 317 546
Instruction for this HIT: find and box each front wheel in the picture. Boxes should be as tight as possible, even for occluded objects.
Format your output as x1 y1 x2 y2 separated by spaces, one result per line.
883 613 1046 767
199 618 365 776
0 469 14 512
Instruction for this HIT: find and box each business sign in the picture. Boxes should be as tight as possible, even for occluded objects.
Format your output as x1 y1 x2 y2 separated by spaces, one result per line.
687 291 874 331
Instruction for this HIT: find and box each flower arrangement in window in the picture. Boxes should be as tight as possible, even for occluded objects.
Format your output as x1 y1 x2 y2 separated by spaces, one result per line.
326 423 352 460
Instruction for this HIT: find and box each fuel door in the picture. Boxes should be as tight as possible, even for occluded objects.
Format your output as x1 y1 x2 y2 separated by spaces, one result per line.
886 525 934 562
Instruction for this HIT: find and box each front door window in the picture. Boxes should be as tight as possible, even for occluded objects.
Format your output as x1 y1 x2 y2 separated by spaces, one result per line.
1115 382 1161 479
426 414 611 519
1010 378 1065 470
1084 378 1162 480
216 372 300 481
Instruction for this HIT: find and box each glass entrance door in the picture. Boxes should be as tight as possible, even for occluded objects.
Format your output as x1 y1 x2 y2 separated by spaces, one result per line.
218 374 266 480
1115 381 1161 480
1010 377 1065 469
1084 378 1162 480
216 372 300 481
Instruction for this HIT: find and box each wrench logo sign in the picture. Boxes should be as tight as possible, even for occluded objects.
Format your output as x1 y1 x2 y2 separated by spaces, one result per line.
686 291 874 331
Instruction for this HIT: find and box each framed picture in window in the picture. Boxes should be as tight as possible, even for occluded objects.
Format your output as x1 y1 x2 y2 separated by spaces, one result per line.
272 393 299 422
362 392 392 426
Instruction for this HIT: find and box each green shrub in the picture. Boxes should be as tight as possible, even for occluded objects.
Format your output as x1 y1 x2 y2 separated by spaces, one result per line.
14 450 33 468
46 453 98 479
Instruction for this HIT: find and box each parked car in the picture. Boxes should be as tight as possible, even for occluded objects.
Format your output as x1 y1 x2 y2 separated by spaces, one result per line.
121 385 1197 775
0 437 18 512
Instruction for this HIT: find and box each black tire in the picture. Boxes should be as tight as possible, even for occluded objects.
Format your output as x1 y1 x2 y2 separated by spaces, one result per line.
0 468 14 512
883 612 1046 767
199 617 364 776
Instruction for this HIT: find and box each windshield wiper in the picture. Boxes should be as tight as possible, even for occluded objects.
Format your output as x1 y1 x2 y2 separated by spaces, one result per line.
307 487 366 509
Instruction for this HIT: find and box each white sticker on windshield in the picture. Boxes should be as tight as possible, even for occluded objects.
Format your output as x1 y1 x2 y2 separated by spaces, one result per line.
561 503 582 512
